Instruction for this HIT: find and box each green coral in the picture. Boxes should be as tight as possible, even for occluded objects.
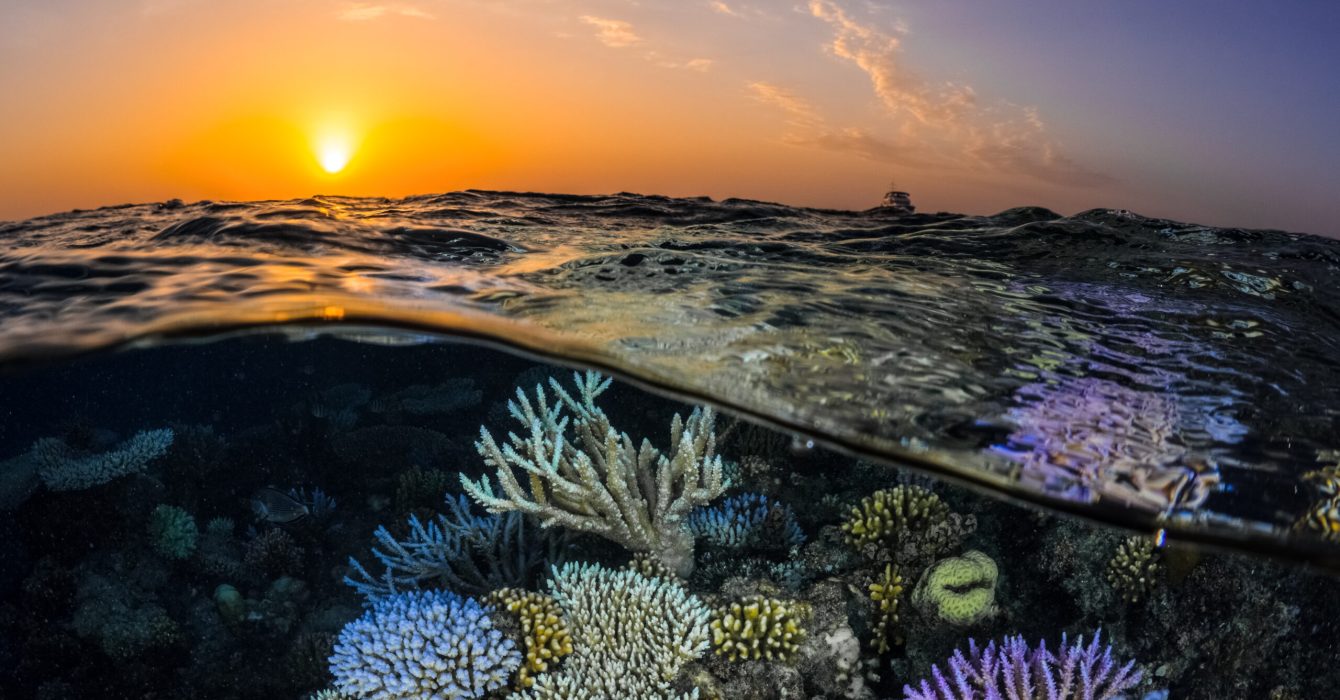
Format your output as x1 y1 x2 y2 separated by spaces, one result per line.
867 563 904 654
1106 535 1162 602
148 504 198 560
841 485 950 549
710 595 809 662
911 550 997 626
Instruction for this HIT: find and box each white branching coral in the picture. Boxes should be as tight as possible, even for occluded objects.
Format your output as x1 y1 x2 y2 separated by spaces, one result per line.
34 428 174 491
461 371 726 576
514 562 711 700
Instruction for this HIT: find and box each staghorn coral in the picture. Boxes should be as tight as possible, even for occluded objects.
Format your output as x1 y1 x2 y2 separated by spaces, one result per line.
462 371 726 577
346 493 562 601
488 588 574 689
901 630 1142 700
710 595 809 662
516 561 711 699
148 504 198 560
330 589 519 700
1106 535 1163 603
33 428 174 491
868 563 904 654
911 550 998 627
690 492 805 551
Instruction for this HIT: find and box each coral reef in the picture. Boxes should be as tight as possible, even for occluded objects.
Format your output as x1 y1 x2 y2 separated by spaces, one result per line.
842 485 972 570
1107 535 1163 603
710 595 809 662
346 493 561 600
393 465 455 514
901 630 1143 700
627 551 679 581
690 492 805 551
911 550 998 627
868 563 904 654
72 573 180 660
370 379 483 417
516 561 711 699
147 504 198 560
33 428 174 491
487 588 574 689
462 371 726 576
329 589 519 700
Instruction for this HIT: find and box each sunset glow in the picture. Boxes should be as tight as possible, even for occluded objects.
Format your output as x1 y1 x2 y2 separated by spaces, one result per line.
0 1 1336 234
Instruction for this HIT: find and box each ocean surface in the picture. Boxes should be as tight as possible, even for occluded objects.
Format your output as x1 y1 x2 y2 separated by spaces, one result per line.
0 190 1338 698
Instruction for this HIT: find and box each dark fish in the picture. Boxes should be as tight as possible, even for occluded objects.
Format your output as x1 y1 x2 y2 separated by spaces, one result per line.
250 486 310 524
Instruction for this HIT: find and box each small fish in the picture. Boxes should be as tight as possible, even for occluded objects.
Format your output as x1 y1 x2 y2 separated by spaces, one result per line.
250 486 310 524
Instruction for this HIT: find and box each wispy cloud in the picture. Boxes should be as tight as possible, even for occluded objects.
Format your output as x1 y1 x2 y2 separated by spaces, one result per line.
339 3 435 22
709 1 742 18
806 0 1111 186
748 82 822 128
580 16 642 48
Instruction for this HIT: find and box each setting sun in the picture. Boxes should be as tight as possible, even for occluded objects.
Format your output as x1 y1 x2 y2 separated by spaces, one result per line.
316 135 353 174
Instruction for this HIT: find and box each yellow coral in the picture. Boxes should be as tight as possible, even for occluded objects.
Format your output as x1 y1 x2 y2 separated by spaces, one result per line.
841 485 949 549
868 563 903 654
1106 536 1162 603
626 551 677 581
911 550 997 627
1297 496 1340 541
487 588 574 689
710 596 809 662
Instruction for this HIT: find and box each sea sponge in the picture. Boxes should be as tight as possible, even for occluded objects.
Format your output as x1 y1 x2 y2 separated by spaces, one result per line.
1107 535 1163 603
841 485 950 550
710 595 809 662
330 589 519 700
868 563 904 654
487 588 574 689
148 504 198 560
911 550 998 627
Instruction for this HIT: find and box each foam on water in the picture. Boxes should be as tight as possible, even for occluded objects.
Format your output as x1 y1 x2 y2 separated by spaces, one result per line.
3 190 1339 565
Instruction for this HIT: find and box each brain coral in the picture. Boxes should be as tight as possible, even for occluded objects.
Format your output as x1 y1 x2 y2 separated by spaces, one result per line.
911 550 998 627
329 589 520 700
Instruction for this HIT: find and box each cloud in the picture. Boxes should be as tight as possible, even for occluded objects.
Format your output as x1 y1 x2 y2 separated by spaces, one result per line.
748 82 823 128
709 1 742 18
580 16 642 48
785 128 929 166
805 0 1111 187
338 3 435 21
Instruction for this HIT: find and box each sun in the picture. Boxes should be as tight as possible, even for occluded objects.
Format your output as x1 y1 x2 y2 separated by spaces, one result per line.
316 136 353 174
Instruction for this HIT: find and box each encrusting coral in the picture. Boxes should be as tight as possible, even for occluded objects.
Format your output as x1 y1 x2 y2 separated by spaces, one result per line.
487 588 574 689
911 550 998 627
461 371 726 577
1106 535 1163 603
710 595 809 662
329 589 519 700
868 563 904 654
515 561 711 699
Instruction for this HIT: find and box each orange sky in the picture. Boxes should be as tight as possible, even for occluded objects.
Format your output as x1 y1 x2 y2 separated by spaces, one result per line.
2 1 1336 234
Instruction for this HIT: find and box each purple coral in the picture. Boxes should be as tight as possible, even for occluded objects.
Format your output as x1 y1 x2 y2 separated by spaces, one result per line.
903 630 1142 700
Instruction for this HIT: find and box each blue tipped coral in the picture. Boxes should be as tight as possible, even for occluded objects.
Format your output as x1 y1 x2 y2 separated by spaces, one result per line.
689 492 805 550
329 589 520 700
902 630 1142 700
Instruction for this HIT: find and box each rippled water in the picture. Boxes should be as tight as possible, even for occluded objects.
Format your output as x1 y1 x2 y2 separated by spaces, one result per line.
3 190 1339 566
